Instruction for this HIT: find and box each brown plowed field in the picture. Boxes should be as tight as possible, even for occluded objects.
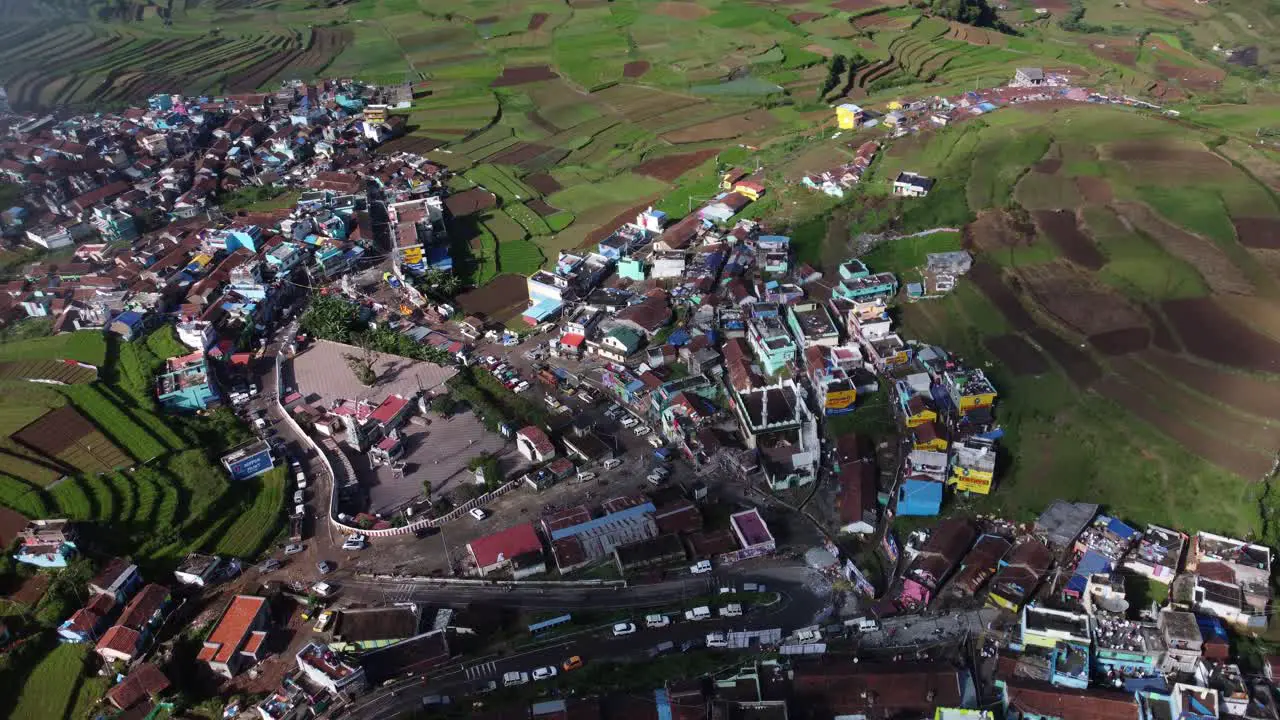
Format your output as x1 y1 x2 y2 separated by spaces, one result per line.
11 406 96 456
457 273 530 321
526 199 559 217
661 110 776 144
623 61 651 78
1088 328 1150 355
1114 202 1254 295
490 142 554 166
964 209 1036 253
1158 63 1224 91
1162 297 1280 372
491 65 558 87
1111 356 1280 451
1076 177 1112 204
1033 210 1104 270
833 0 886 9
635 149 718 181
1233 217 1280 249
788 11 825 22
1092 43 1137 67
1145 350 1280 421
969 262 1035 331
984 334 1050 375
525 173 562 194
1016 261 1146 336
528 12 549 29
1033 158 1061 174
526 111 559 135
1029 327 1102 387
654 1 711 19
1140 304 1180 351
1095 375 1275 479
444 188 497 217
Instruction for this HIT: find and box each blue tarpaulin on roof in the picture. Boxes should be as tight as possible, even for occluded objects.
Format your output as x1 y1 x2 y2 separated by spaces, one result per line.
669 329 691 346
1065 574 1088 594
1107 516 1138 540
523 298 562 322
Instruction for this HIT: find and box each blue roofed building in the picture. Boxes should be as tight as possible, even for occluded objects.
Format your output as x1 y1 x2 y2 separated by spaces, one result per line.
756 234 790 274
203 225 263 254
109 310 147 341
542 502 658 564
897 479 943 517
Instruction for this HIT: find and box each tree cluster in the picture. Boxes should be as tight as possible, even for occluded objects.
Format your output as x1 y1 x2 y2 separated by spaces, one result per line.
818 55 850 100
300 295 454 367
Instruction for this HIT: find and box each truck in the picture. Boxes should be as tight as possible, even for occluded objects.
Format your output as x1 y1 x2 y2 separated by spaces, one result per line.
289 515 305 542
537 369 559 387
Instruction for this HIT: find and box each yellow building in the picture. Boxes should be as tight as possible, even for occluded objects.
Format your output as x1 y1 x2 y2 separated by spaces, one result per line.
910 421 949 453
946 368 997 413
836 103 864 130
948 437 996 495
732 179 765 202
720 169 749 191
904 396 937 428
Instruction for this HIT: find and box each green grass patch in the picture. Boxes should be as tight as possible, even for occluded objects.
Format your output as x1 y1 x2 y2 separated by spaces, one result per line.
59 384 164 462
1136 185 1236 244
546 173 667 214
498 239 546 275
464 164 538 203
507 202 553 235
1086 205 1209 300
0 331 106 366
860 231 964 274
546 210 575 232
10 643 88 720
481 210 528 243
212 466 287 558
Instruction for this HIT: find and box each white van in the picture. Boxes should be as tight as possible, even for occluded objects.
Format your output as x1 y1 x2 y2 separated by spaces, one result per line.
502 671 529 687
690 560 713 574
845 617 880 633
293 503 306 517
719 603 743 618
645 614 671 629
705 632 728 648
293 490 305 504
684 606 711 622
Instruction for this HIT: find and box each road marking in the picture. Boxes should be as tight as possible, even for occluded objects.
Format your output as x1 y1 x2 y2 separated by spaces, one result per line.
465 661 497 680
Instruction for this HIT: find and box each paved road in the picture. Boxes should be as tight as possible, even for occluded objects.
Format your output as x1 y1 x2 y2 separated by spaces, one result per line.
333 566 833 719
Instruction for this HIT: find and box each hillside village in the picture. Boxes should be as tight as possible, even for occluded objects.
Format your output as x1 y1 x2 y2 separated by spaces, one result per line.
0 71 1278 720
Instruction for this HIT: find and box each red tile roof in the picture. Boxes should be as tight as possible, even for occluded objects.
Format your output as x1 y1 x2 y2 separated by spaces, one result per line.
96 625 141 657
517 426 554 456
369 394 409 424
837 462 876 525
198 595 267 665
792 662 962 718
118 584 170 630
106 663 170 710
468 523 543 569
1001 677 1138 720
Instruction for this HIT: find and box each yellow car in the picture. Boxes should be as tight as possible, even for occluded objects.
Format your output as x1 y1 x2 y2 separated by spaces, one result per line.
562 656 583 672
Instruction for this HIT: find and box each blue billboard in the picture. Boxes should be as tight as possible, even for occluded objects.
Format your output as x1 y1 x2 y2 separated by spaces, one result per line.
222 443 275 481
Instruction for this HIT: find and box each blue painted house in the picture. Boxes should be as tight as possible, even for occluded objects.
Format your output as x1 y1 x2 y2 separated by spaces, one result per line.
155 351 219 411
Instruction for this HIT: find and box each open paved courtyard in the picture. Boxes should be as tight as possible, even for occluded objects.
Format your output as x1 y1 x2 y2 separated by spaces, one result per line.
288 339 511 514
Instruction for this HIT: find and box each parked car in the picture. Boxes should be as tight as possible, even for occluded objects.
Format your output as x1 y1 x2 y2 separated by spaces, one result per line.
684 606 711 621
620 416 638 428
647 435 664 448
645 614 670 629
562 655 583 671
718 586 735 595
612 622 637 636
515 380 530 393
602 458 623 470
719 604 743 618
503 671 529 687
532 666 558 681
706 632 729 648
258 559 282 573
633 425 651 436
648 641 675 658
284 543 305 555
577 472 597 483
342 536 366 551
690 560 712 574
470 508 488 521
415 527 440 539
316 560 334 574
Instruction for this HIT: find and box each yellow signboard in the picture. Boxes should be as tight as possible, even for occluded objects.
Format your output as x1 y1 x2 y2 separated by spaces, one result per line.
825 389 857 412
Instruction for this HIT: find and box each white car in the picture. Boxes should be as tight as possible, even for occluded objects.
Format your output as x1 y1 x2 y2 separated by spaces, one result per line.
515 381 530 393
620 416 638 428
645 614 670 629
684 606 711 622
719 603 743 618
633 425 651 436
531 666 558 681
342 539 365 551
690 560 713 574
470 508 488 521
577 472 597 483
706 632 729 648
602 458 623 470
647 435 664 448
503 671 529 687
612 622 637 636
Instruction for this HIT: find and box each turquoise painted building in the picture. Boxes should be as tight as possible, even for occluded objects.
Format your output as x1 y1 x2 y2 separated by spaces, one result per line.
746 315 796 376
156 351 219 411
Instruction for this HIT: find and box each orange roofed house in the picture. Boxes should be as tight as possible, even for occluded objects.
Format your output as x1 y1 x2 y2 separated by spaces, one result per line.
198 594 270 678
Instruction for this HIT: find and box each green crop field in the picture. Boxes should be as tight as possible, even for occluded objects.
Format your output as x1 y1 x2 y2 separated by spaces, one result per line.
8 643 89 720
